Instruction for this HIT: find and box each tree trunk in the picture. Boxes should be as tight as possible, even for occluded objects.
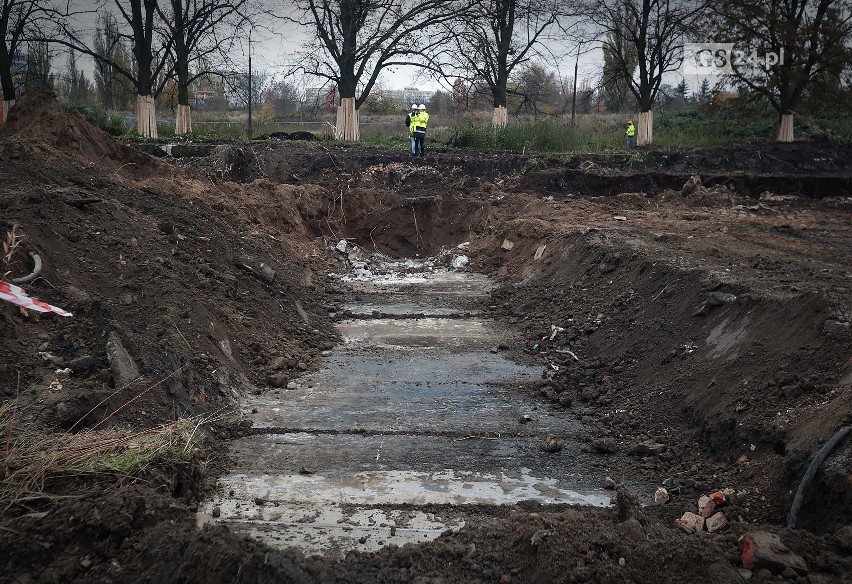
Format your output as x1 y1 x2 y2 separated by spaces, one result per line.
0 99 14 125
777 114 794 142
335 97 359 141
136 94 158 138
638 110 653 145
176 104 192 135
492 106 508 127
175 52 191 135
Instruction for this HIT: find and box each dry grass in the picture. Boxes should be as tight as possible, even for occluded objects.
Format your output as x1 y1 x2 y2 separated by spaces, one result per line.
1 403 213 513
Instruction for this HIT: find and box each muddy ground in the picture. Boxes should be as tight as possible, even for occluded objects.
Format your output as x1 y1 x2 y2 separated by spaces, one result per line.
1 89 850 583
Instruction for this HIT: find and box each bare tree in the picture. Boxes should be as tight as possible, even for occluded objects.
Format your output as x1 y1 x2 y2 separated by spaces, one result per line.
157 0 249 134
589 0 704 144
438 0 569 126
0 0 53 123
292 0 466 140
54 1 174 137
712 0 852 141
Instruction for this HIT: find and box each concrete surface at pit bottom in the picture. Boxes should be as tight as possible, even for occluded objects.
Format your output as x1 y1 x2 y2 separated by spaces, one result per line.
200 266 609 557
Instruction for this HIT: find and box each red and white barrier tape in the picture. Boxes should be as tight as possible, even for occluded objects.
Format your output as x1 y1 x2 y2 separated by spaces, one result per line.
0 280 73 317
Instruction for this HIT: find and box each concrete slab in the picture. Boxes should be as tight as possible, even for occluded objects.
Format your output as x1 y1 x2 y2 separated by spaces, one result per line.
204 261 607 558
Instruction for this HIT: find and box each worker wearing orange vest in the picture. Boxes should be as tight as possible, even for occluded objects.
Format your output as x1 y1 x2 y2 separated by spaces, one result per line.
625 119 636 147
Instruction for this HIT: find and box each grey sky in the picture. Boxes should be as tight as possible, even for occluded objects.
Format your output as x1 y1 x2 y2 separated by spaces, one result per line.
59 1 703 97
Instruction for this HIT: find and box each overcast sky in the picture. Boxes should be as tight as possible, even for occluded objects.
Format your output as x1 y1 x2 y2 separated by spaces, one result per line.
62 1 702 96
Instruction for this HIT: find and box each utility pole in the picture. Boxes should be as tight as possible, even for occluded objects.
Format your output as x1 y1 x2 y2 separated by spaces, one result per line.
247 26 253 139
571 51 579 127
570 40 591 128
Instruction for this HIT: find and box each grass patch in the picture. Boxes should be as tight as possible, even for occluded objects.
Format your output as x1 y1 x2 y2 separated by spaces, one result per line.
1 403 211 512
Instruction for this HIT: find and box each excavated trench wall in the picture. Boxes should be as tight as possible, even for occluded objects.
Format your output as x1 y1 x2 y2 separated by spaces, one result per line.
489 230 851 531
302 177 850 531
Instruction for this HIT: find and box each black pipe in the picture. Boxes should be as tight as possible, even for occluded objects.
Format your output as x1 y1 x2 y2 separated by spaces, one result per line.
787 426 851 529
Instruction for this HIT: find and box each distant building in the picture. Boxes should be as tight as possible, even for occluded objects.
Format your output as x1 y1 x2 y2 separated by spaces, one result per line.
305 86 436 108
195 90 216 105
402 87 435 106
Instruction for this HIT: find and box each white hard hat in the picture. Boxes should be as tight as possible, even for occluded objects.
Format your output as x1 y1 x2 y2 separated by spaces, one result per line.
410 104 417 109
418 104 426 110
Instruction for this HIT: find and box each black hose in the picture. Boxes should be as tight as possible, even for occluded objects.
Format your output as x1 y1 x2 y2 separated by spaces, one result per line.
787 426 851 528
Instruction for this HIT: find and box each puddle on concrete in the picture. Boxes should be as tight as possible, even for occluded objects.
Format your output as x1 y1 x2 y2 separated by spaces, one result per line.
202 259 608 557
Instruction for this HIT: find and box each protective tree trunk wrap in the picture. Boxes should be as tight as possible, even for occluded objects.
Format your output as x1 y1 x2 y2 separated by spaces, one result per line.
335 97 359 141
638 110 653 146
0 99 14 125
777 114 794 142
136 94 158 138
492 105 508 128
176 104 192 135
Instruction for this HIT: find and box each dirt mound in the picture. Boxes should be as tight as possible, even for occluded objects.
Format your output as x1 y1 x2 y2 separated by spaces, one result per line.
642 137 852 175
0 89 157 176
0 92 338 432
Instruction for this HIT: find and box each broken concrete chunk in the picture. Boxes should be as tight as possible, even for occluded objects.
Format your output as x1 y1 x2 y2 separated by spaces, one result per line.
501 238 514 251
530 529 551 547
675 512 705 533
740 531 808 575
699 499 717 518
706 512 728 533
681 175 703 197
654 487 670 505
451 255 469 269
629 440 666 456
707 291 737 306
259 263 276 283
335 240 349 253
540 434 564 453
534 244 547 260
106 332 140 388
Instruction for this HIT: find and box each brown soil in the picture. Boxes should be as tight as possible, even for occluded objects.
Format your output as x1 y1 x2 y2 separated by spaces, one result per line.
1 89 850 583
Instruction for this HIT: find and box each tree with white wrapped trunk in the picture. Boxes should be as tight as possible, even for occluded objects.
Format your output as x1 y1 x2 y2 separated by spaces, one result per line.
0 0 54 124
713 0 852 142
293 0 466 141
438 0 566 127
589 0 704 145
157 0 249 135
54 0 173 138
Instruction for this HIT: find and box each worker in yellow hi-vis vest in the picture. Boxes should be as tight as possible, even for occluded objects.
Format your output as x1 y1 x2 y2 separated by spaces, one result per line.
625 119 636 148
413 104 429 157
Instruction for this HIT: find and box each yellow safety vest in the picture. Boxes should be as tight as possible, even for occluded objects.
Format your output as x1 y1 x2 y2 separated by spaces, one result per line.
626 124 635 137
